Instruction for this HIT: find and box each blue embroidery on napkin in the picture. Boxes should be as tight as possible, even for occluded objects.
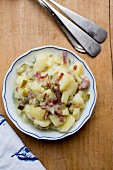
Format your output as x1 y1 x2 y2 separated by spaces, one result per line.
11 146 38 162
0 114 6 126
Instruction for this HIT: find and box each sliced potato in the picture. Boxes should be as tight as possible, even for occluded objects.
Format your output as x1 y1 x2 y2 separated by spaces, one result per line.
46 106 54 114
16 76 28 87
69 105 75 113
30 81 44 93
44 89 55 101
73 93 84 108
62 108 69 116
73 108 81 120
58 104 66 110
47 56 54 67
57 115 75 132
17 109 24 115
49 114 65 127
34 54 49 72
78 90 90 102
36 93 44 102
66 80 78 96
73 62 84 77
54 53 63 65
58 67 67 74
75 76 82 84
61 91 69 104
15 88 23 98
34 119 51 128
22 114 29 123
59 73 72 92
25 105 46 120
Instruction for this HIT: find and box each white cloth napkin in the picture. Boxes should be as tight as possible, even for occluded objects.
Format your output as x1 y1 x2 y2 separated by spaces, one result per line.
0 114 46 170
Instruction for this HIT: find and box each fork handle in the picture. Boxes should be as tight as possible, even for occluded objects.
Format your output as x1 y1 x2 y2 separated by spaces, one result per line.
38 0 85 53
38 0 101 57
48 0 107 43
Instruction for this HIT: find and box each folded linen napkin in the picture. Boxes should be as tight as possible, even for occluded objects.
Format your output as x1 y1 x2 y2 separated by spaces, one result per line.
0 114 46 170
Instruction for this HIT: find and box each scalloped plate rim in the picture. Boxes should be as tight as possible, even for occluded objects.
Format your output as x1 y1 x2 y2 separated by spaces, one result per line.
2 46 97 140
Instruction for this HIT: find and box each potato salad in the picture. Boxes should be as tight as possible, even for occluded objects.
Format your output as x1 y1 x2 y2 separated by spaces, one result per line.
15 51 90 132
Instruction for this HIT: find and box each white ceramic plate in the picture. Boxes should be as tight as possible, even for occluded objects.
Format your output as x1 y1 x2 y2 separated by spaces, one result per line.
2 46 97 140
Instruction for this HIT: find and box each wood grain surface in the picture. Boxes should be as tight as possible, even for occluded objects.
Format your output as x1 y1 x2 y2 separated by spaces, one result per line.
0 0 113 169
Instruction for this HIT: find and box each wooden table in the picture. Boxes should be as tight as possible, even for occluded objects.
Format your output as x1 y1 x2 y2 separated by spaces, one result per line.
0 0 113 169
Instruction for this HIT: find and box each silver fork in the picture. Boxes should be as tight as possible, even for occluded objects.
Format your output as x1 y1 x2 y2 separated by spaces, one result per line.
38 0 101 57
38 0 85 53
48 0 107 43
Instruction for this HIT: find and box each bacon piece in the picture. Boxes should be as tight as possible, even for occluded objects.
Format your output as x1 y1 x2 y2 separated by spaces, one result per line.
40 73 48 79
42 81 52 89
48 102 54 107
41 106 46 109
79 76 90 90
18 97 29 108
54 110 64 122
46 82 52 88
54 109 62 115
34 72 48 79
63 51 67 64
28 91 33 99
18 98 24 105
58 102 62 105
44 112 49 120
40 102 47 109
34 72 41 78
44 93 49 100
51 98 58 104
54 86 61 102
59 116 64 122
73 65 77 70
55 73 64 83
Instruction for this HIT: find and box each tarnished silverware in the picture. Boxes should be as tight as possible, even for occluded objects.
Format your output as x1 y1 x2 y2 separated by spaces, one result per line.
48 0 107 43
60 26 86 53
38 0 101 57
38 0 85 53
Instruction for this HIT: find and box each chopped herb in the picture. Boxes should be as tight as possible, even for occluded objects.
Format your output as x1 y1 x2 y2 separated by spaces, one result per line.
48 75 53 79
21 80 27 88
69 59 71 65
49 54 53 58
32 57 36 64
43 66 48 72
23 97 29 104
34 100 40 107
